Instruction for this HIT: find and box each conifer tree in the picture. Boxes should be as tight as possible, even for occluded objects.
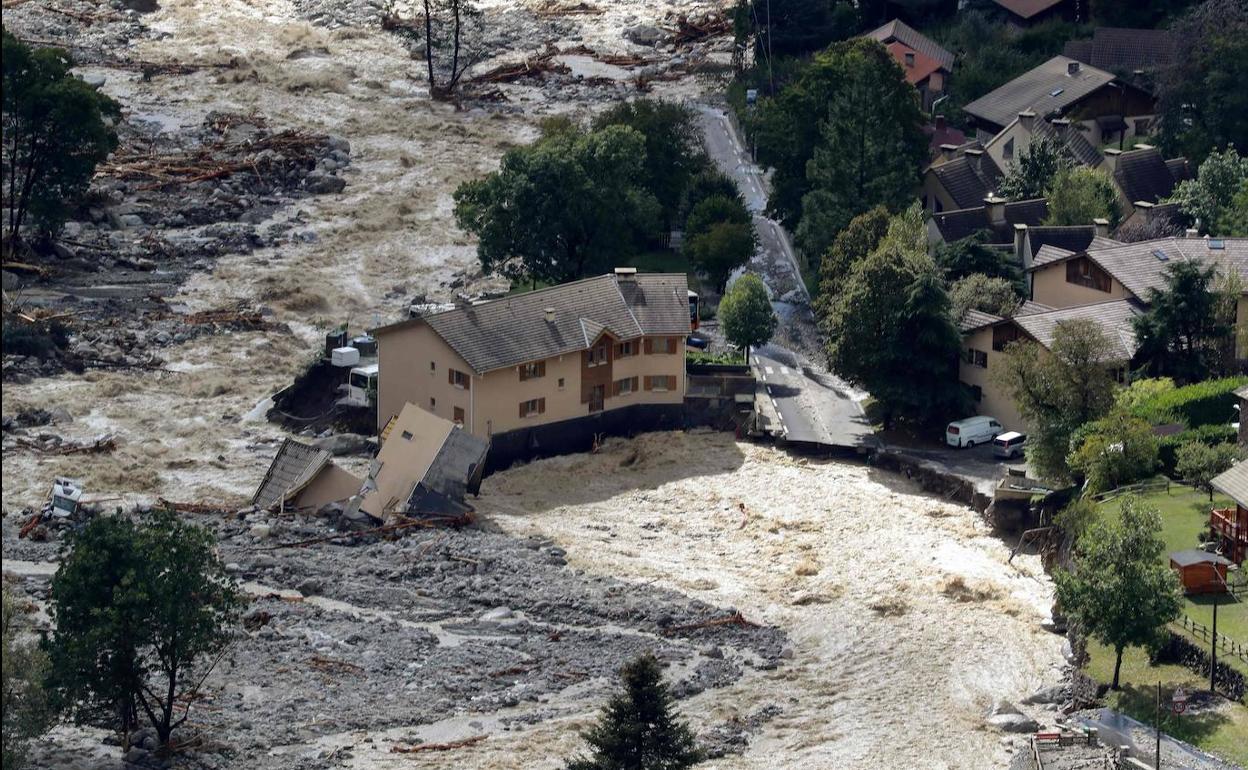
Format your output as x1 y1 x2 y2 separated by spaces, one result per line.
566 654 703 770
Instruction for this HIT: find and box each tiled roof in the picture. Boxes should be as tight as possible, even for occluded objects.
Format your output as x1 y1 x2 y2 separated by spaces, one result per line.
252 438 333 509
964 56 1118 130
1027 225 1101 255
886 41 944 85
1212 461 1248 508
960 309 1003 332
1031 116 1103 167
991 0 1067 19
1032 244 1075 267
1113 146 1182 204
1080 237 1248 299
1170 548 1234 568
1165 158 1191 183
374 273 690 374
1016 300 1054 315
924 121 968 155
863 19 954 70
930 154 1004 209
1011 299 1143 360
1062 27 1178 73
930 198 1047 243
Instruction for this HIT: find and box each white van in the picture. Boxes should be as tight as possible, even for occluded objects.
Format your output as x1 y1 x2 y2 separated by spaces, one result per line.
945 416 1003 448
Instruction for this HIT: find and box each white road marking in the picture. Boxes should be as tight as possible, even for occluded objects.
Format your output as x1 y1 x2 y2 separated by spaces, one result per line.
780 366 790 375
765 366 774 374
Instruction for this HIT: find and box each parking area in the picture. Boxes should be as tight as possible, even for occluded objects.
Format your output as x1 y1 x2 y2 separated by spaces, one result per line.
881 440 1031 498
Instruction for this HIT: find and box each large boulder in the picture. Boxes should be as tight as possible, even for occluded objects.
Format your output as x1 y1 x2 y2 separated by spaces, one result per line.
624 24 664 47
985 700 1040 733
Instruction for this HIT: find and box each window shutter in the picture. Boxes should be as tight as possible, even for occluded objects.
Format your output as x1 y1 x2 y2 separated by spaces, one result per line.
538 398 546 414
632 377 638 392
537 361 546 377
644 338 653 354
518 365 527 382
668 375 676 390
667 337 677 354
519 401 525 418
612 380 621 396
448 369 454 385
644 376 652 390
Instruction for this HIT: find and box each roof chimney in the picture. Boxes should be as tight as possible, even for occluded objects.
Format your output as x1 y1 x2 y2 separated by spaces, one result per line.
1018 110 1036 131
938 143 959 163
1067 61 1081 76
1135 200 1155 222
984 195 1007 225
1014 223 1029 267
544 307 556 322
935 114 946 131
1093 217 1110 238
1185 228 1199 239
1132 142 1155 151
1102 147 1122 172
614 266 637 279
965 147 984 173
904 51 916 67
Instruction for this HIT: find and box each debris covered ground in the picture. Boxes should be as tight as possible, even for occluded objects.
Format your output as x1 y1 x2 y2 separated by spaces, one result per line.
3 433 1067 769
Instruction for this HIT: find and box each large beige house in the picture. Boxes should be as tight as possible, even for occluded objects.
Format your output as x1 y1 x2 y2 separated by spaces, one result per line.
1026 236 1248 357
371 269 692 445
959 300 1142 431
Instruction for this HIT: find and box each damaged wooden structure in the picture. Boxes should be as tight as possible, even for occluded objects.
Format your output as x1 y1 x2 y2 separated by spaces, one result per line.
252 402 488 524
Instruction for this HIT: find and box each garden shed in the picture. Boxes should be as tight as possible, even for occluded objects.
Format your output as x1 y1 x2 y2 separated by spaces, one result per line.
1169 549 1233 595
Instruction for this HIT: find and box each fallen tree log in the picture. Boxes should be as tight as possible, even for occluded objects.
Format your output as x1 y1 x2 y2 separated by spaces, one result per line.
390 735 487 754
663 611 759 634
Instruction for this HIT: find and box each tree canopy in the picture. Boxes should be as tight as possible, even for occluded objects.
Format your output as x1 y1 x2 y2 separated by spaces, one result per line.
1132 260 1232 382
933 230 1021 283
2 31 119 252
565 653 703 770
48 510 242 745
1043 167 1121 227
1067 410 1160 494
1176 439 1240 500
684 194 756 291
1055 496 1183 689
719 272 777 363
822 205 968 429
592 100 707 228
3 588 52 770
815 204 889 315
1167 147 1248 234
992 319 1117 481
454 123 659 284
1157 0 1248 163
754 38 925 238
997 135 1067 201
949 273 1021 320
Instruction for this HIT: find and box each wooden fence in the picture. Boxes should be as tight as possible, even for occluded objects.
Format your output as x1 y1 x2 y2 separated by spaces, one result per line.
1175 615 1248 665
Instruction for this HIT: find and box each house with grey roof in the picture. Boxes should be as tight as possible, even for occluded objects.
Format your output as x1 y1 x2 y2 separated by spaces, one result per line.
926 195 1047 249
371 269 692 468
959 298 1143 430
922 144 1004 213
1100 144 1190 229
963 56 1156 144
989 0 1073 26
862 19 955 110
983 111 1102 175
252 437 363 513
1063 27 1178 76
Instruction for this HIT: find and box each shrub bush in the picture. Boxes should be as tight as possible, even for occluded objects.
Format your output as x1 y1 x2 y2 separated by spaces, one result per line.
1158 423 1238 476
1127 376 1247 428
1 319 69 359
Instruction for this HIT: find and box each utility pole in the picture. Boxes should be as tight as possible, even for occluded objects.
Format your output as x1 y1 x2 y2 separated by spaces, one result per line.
1212 597 1219 694
1155 681 1162 770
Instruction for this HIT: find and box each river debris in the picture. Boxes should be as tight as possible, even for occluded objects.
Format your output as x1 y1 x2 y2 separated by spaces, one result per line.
390 735 488 753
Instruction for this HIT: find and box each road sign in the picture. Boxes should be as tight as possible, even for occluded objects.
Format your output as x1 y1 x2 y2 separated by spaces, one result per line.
1172 687 1188 714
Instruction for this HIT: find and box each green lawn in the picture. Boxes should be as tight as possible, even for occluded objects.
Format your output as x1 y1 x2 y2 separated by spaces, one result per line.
1085 641 1248 766
1097 483 1248 656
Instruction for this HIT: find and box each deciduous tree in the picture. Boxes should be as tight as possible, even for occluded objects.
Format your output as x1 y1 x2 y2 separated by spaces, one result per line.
1132 261 1231 382
997 135 1067 201
686 222 757 293
382 0 484 97
823 205 968 429
933 230 1021 283
719 272 776 364
992 319 1117 481
815 204 888 315
1044 167 1121 227
565 653 703 770
1067 411 1160 494
1175 439 1240 500
48 510 242 746
454 125 659 284
1055 496 1183 689
1167 147 1248 234
2 31 119 253
949 273 1021 320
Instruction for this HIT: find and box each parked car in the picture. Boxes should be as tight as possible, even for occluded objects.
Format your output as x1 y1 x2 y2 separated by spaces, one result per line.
992 431 1028 460
945 416 1003 448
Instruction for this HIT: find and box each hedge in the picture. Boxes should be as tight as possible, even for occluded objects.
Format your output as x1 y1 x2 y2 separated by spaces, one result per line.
1128 376 1248 428
1153 631 1245 702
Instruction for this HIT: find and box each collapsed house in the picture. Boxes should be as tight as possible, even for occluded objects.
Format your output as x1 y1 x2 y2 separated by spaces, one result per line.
252 402 488 523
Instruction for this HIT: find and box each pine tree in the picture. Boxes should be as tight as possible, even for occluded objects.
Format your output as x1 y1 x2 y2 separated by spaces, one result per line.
566 654 703 770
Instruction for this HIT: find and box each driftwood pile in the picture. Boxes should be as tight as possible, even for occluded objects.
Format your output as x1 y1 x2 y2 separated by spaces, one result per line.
673 12 731 44
99 129 327 191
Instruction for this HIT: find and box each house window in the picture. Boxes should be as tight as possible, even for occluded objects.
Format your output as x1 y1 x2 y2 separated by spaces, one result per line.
614 376 639 396
520 398 546 418
1003 138 1014 161
645 375 675 392
1065 258 1111 292
587 345 608 366
448 368 470 389
969 385 983 402
430 361 436 373
519 361 546 381
645 337 679 354
401 430 413 440
453 406 465 425
992 325 1022 352
430 397 436 409
974 350 987 368
557 377 566 390
615 341 635 358
1112 366 1127 384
